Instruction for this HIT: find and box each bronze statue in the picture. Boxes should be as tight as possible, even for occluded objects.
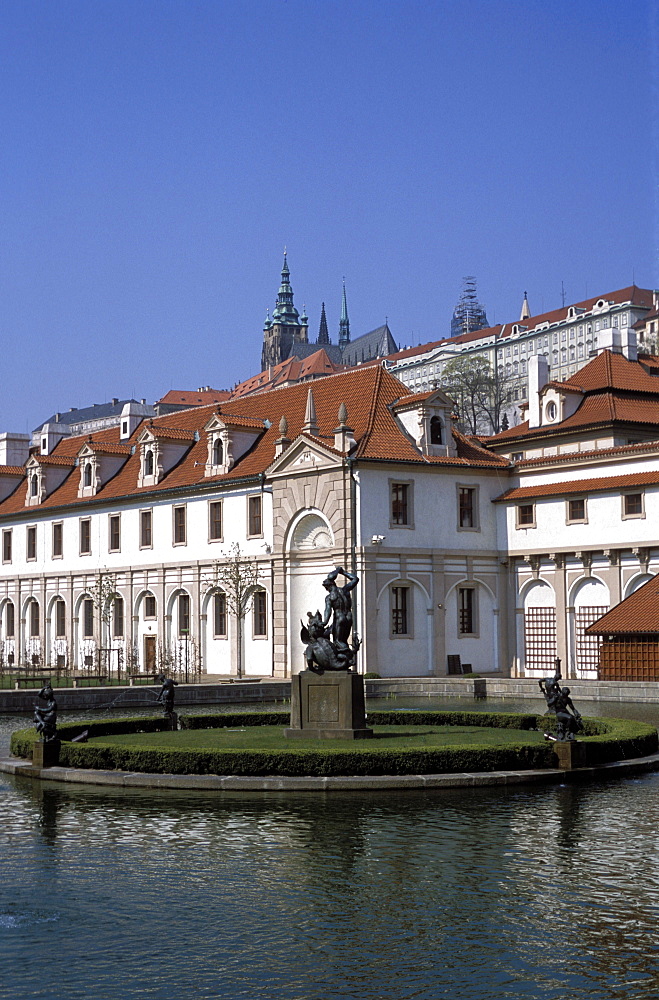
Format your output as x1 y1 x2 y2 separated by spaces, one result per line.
34 684 58 742
156 676 178 716
301 567 360 673
540 661 582 741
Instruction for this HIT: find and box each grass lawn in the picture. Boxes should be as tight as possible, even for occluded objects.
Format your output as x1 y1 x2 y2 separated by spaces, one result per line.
89 724 548 752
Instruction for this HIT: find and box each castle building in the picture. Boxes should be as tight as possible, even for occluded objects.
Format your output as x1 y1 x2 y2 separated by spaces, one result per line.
260 255 397 370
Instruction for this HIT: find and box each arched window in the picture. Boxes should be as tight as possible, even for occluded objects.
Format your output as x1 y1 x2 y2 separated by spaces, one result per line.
213 438 223 466
145 450 154 476
429 416 443 444
84 462 93 487
29 600 40 637
30 473 38 497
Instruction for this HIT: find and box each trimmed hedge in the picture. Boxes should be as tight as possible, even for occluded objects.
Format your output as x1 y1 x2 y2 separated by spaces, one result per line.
10 710 658 777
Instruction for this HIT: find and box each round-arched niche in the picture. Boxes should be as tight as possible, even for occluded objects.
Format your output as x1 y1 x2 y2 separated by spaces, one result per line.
290 512 334 551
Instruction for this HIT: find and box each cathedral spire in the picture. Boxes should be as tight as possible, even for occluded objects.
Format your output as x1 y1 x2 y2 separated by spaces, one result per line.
272 250 299 326
338 279 350 349
317 302 330 344
520 291 531 321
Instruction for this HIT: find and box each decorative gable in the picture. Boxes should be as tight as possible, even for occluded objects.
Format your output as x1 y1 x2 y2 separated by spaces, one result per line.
136 424 195 488
202 412 264 478
390 389 458 458
266 435 342 478
77 440 131 497
24 455 75 506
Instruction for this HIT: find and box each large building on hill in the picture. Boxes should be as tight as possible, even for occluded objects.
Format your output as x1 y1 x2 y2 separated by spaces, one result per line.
3 331 659 682
260 253 397 372
385 285 655 425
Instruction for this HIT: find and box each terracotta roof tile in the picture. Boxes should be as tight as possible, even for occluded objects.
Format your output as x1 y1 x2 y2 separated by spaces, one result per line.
157 389 231 405
495 469 659 502
0 366 512 517
586 575 659 635
0 466 26 476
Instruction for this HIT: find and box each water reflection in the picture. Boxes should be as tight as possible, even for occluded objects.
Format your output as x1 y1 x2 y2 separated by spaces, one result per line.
3 697 659 999
2 772 659 1000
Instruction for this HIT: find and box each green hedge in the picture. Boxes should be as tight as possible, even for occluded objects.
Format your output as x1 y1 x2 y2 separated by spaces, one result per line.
10 710 658 777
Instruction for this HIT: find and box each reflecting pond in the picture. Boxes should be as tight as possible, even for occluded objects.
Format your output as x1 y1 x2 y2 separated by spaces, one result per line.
2 697 659 1000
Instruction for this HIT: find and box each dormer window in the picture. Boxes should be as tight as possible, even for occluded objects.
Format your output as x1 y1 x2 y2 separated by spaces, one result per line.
83 462 93 488
30 473 38 497
212 438 223 466
430 416 443 444
145 450 154 476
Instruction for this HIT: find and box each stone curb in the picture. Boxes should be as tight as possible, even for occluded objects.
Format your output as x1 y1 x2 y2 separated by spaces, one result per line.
2 751 659 792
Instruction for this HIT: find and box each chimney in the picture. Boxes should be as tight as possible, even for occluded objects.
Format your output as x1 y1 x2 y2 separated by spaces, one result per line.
622 327 638 362
528 355 549 429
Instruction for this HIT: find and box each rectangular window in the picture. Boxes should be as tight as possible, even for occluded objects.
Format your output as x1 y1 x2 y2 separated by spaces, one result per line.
567 497 587 524
391 482 412 526
113 597 124 638
623 492 644 519
173 506 187 545
29 601 40 638
26 526 36 561
109 514 121 553
5 602 15 637
140 509 152 549
209 501 223 541
178 593 190 636
83 598 94 638
457 486 479 530
391 586 409 635
516 503 536 528
248 495 262 537
2 529 11 564
458 587 475 635
144 594 157 619
55 599 66 638
213 592 227 637
253 590 267 637
80 518 91 555
52 522 63 558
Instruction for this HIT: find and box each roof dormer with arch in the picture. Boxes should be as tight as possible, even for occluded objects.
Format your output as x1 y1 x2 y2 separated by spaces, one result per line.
77 439 132 498
390 388 458 458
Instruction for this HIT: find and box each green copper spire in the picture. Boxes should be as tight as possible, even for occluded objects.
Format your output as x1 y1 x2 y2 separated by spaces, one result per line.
317 302 330 344
273 250 299 326
338 279 350 349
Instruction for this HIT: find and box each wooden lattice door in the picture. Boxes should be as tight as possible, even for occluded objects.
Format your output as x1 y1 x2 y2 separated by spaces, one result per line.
524 607 557 674
574 606 607 679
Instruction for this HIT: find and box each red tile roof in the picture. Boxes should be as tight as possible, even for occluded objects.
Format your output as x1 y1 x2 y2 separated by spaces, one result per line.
516 439 659 468
230 349 346 398
0 466 26 477
0 366 508 517
586 575 659 635
156 389 231 406
494 469 659 502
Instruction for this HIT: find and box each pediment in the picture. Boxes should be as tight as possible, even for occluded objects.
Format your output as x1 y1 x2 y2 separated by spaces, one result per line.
266 435 342 476
204 414 226 433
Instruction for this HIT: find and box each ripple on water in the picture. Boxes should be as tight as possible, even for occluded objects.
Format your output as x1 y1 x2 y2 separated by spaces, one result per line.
2 701 659 999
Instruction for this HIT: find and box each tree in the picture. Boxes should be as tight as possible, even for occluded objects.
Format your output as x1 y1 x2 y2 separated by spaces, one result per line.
440 355 514 435
205 544 260 679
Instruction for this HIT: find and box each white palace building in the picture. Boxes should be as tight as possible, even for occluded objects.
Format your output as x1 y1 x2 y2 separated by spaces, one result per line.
2 332 659 682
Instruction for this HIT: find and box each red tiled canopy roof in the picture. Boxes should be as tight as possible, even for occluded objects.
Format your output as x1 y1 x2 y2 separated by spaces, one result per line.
586 575 659 635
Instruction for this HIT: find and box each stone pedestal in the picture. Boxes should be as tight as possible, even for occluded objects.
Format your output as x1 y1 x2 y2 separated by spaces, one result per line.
552 740 587 770
285 670 373 740
32 739 61 768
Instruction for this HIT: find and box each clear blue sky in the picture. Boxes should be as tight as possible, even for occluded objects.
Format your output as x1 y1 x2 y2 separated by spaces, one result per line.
1 0 656 432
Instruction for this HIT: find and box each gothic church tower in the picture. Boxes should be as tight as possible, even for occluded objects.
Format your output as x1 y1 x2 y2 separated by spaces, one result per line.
261 253 308 369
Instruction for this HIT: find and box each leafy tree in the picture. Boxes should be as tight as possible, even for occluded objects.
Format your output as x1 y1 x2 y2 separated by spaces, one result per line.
440 355 514 434
206 544 260 679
